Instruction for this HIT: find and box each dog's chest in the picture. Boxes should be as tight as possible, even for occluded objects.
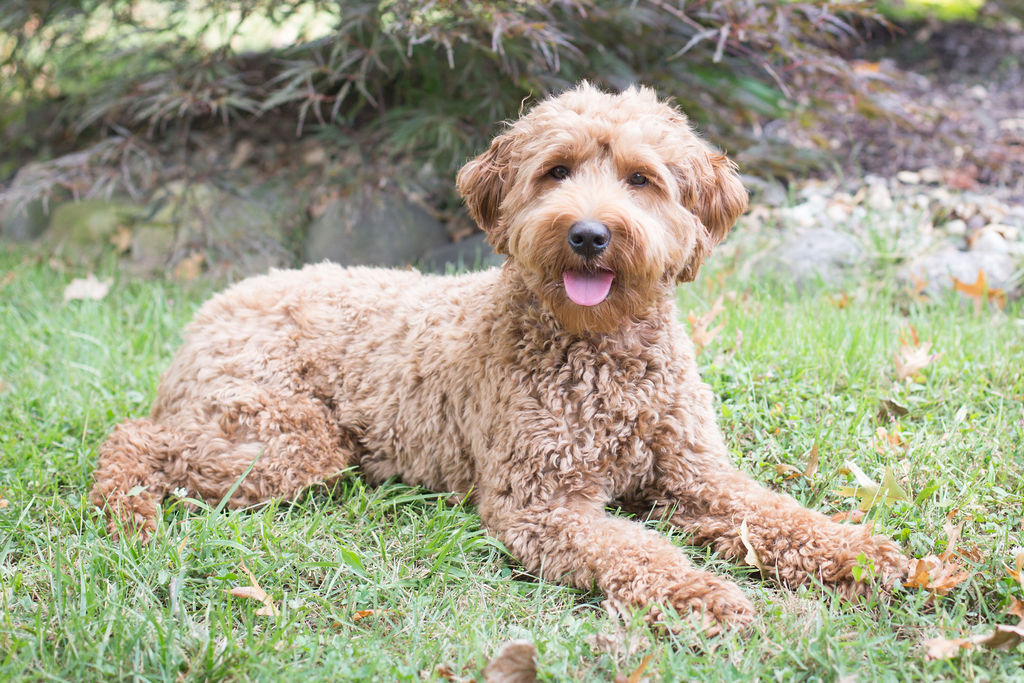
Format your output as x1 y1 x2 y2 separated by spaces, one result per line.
534 342 670 494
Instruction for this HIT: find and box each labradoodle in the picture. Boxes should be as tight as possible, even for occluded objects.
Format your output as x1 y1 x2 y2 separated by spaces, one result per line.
92 83 909 632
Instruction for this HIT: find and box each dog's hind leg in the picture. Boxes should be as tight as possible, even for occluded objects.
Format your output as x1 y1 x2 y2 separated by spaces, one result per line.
92 387 360 539
174 386 361 517
90 417 181 540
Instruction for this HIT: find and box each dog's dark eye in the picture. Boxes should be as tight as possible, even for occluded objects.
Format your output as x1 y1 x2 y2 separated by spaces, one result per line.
548 165 570 180
627 172 648 186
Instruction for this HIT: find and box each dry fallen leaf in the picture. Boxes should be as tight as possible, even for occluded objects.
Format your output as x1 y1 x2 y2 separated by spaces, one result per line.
924 624 1024 660
952 269 1006 311
614 652 656 683
63 274 112 302
904 555 971 596
0 271 16 287
0 495 9 509
775 463 803 479
775 444 818 481
893 327 942 381
837 461 910 512
352 609 385 622
872 426 905 455
878 398 910 420
923 636 971 660
1007 598 1024 621
227 562 279 616
687 296 725 354
483 640 538 683
110 225 133 253
174 252 205 281
909 270 929 300
739 518 766 576
830 509 866 523
803 444 820 479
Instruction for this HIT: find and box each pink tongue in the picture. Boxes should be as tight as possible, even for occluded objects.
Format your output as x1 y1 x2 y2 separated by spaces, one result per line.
563 270 614 306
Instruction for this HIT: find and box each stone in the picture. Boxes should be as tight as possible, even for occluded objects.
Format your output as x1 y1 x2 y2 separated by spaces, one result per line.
303 186 448 268
45 198 141 261
969 229 1010 253
131 181 307 277
739 174 788 207
0 198 51 241
944 219 968 236
865 183 894 212
918 167 943 184
419 231 503 273
896 171 921 185
904 248 1019 298
755 228 865 288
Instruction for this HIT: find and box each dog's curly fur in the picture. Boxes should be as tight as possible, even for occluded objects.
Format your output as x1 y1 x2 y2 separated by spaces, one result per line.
92 83 908 632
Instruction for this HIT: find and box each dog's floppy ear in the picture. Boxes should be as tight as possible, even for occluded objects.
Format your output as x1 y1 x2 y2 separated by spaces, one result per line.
456 131 518 255
672 150 748 283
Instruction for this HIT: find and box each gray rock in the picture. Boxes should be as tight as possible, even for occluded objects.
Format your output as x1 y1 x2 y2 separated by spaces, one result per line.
304 186 448 268
739 174 788 207
0 198 51 241
45 198 141 261
755 228 865 288
419 231 504 273
133 181 307 277
904 248 1019 297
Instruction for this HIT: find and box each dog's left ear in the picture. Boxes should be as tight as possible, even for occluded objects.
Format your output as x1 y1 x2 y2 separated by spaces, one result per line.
456 131 518 255
672 150 748 282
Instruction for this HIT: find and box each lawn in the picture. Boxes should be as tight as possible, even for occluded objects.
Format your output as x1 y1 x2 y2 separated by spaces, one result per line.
1 246 1022 681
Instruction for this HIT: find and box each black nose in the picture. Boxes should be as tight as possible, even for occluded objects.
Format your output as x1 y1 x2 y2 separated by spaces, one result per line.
568 220 610 260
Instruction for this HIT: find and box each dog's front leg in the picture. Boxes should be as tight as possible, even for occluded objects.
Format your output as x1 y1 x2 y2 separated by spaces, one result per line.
477 493 754 633
639 444 910 597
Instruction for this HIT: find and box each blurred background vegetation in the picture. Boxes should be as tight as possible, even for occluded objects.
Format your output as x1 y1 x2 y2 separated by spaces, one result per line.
1 0 1020 273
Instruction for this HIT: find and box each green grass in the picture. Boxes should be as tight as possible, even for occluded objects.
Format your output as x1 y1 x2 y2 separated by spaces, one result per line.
1 246 1023 681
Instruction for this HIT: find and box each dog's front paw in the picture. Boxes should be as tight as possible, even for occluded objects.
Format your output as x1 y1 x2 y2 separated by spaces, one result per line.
834 536 911 599
638 573 755 636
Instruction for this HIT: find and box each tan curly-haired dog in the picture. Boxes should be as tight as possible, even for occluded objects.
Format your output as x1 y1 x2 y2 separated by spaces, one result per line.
92 83 908 632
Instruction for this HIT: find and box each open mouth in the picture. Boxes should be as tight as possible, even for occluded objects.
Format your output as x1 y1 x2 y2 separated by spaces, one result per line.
562 269 615 306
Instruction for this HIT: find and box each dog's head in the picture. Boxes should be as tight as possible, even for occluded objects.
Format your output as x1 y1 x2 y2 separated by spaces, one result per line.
457 83 747 333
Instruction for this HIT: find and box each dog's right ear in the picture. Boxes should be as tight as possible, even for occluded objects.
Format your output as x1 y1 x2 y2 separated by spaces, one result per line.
456 131 517 255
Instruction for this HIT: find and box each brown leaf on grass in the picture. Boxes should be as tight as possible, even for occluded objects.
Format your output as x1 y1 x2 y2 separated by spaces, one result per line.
0 495 9 509
878 398 909 419
0 271 16 287
909 270 929 301
803 444 820 479
110 225 132 253
775 463 802 479
1004 548 1024 588
923 636 972 660
775 444 819 480
830 509 866 523
828 292 852 309
836 461 910 512
894 327 943 381
173 252 205 281
924 624 1024 660
687 296 725 354
1007 598 1024 621
952 269 1006 311
228 562 279 616
739 518 766 576
352 609 384 622
433 663 469 682
872 426 905 454
613 652 656 683
483 640 538 683
63 274 111 302
904 555 970 595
